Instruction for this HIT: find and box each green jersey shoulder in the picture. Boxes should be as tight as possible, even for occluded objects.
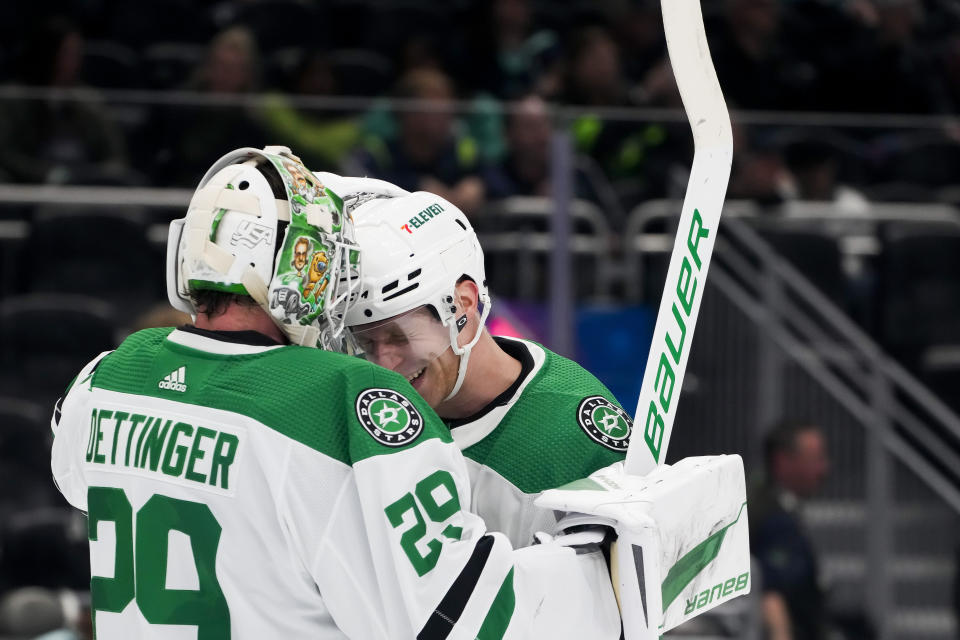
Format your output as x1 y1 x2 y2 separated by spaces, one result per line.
453 336 631 494
85 327 448 467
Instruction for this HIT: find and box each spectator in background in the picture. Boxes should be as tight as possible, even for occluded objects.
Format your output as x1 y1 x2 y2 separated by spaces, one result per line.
0 16 126 183
941 35 960 115
259 49 360 172
482 94 553 199
154 26 269 185
563 26 630 113
750 420 831 640
563 26 687 204
783 138 870 214
482 93 600 204
397 34 446 75
600 0 666 91
350 68 486 216
837 0 949 114
728 125 795 205
709 0 820 111
188 25 261 94
458 0 563 100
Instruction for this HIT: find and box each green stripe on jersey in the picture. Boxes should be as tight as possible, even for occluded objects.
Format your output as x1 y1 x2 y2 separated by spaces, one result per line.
91 328 451 465
476 569 515 640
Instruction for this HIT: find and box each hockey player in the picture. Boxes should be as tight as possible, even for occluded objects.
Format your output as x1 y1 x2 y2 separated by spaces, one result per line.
342 190 633 546
50 146 622 639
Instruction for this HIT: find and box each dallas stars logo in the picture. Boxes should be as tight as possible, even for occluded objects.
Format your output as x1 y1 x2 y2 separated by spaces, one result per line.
355 388 424 447
374 403 402 427
577 395 632 452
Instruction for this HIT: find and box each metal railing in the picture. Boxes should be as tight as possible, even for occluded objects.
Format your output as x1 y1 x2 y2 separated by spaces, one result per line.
2 85 958 130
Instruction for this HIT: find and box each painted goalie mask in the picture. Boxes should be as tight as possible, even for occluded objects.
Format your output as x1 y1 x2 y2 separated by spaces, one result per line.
166 145 361 349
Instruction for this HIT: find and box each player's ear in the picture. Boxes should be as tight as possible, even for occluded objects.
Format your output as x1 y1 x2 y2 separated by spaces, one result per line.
454 278 480 317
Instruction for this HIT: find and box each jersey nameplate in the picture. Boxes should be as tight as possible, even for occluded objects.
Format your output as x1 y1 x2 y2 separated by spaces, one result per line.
355 388 424 447
84 404 242 495
577 396 632 452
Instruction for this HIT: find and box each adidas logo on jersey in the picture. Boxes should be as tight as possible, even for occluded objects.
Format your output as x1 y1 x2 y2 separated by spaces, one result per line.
158 366 187 392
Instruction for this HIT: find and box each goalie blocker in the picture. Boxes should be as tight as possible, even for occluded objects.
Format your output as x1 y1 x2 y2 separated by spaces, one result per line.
536 455 750 640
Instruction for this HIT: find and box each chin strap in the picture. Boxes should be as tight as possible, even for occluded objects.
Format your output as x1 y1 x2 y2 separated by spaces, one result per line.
442 296 492 402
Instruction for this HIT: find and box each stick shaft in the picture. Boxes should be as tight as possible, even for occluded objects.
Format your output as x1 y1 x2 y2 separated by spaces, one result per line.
624 0 733 476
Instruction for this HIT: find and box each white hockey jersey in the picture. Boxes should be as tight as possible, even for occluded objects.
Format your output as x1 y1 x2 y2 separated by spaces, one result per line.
449 338 632 547
51 327 620 639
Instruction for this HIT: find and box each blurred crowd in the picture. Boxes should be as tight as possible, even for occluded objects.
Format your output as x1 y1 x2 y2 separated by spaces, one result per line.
0 0 959 220
2 1 960 638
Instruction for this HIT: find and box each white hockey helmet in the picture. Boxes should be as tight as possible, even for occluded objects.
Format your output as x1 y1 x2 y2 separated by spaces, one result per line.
166 146 360 349
313 171 411 213
344 191 490 400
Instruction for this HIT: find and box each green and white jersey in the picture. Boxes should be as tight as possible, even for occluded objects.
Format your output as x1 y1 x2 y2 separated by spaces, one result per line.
449 337 632 547
52 327 620 639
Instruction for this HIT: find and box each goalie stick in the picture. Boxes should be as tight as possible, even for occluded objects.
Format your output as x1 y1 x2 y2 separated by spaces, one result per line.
624 0 733 476
537 13 746 632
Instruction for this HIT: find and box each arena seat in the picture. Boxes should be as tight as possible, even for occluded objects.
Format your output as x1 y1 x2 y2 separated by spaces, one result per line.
0 294 119 406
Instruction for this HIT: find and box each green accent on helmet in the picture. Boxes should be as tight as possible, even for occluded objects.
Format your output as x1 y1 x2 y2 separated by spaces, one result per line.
274 224 334 323
209 208 228 242
291 193 309 208
187 280 249 296
246 150 354 337
326 188 344 223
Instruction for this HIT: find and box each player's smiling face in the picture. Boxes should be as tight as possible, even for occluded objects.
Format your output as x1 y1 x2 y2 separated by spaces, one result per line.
352 306 454 407
414 347 459 408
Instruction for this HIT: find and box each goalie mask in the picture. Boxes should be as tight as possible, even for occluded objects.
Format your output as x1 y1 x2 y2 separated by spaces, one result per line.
344 191 490 401
166 145 360 349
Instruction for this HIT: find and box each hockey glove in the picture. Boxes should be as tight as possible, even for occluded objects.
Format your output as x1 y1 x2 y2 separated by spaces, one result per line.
535 455 751 640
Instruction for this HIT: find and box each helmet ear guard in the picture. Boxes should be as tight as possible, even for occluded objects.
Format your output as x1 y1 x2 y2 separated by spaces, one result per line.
442 278 491 401
166 146 361 349
166 217 192 315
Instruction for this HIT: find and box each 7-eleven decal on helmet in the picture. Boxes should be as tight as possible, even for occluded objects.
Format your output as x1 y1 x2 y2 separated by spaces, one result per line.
158 366 187 392
355 388 424 446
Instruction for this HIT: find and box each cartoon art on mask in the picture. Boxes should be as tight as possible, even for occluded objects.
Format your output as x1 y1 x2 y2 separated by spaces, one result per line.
283 160 322 205
274 235 332 319
292 236 310 276
266 157 342 329
303 249 330 302
270 286 311 318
